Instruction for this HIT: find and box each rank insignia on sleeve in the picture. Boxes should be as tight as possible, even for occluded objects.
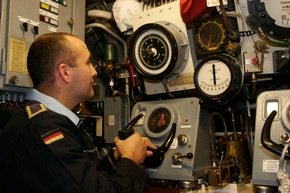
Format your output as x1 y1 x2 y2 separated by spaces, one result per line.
42 129 64 145
25 103 48 119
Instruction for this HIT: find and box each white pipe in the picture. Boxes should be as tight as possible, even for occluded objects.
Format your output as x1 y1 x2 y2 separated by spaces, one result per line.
87 10 112 20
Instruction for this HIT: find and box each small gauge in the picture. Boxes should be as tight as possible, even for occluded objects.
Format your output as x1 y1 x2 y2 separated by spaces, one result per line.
143 104 177 138
193 16 229 58
129 22 188 80
148 108 171 134
197 20 226 51
194 54 243 103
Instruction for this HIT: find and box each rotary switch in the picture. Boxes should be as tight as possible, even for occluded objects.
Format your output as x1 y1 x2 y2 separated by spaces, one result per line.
178 134 189 145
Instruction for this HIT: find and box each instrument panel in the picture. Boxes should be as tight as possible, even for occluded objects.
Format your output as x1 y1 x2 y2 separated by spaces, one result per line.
130 1 196 95
131 97 211 181
253 89 290 186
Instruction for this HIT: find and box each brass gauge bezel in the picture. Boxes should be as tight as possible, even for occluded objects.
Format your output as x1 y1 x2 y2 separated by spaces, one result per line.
193 16 229 58
197 20 226 51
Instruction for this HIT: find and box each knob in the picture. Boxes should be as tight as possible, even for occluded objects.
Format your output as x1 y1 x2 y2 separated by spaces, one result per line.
9 75 19 85
178 134 189 145
172 152 193 165
280 132 290 144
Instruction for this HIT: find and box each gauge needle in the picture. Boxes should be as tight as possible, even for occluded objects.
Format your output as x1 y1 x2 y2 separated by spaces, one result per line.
207 34 212 49
158 113 165 127
212 64 216 85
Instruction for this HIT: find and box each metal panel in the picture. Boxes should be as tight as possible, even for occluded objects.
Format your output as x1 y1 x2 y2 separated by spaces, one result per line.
131 97 211 181
0 0 85 93
104 97 126 144
253 90 290 187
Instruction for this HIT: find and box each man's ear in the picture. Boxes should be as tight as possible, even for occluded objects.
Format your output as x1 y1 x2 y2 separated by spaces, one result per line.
58 63 70 83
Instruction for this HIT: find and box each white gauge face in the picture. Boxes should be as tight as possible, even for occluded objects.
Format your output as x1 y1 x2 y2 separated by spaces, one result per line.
262 0 289 28
197 59 231 96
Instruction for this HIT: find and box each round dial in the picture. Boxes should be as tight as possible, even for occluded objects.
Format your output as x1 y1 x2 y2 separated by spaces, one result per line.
134 30 171 75
197 20 226 51
147 108 171 134
194 55 243 103
197 59 231 96
129 23 187 80
282 100 290 132
247 0 290 42
143 104 177 138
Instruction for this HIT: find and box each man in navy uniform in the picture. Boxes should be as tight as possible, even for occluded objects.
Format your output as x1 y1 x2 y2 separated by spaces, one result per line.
0 32 156 193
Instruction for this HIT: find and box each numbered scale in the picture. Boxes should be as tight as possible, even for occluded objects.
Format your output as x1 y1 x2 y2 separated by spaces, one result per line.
194 54 243 103
247 0 290 43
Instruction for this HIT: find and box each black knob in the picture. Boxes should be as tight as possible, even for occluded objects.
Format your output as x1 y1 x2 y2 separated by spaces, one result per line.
186 152 193 159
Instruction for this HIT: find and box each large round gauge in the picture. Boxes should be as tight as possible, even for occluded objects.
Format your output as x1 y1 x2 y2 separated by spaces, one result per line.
129 22 188 80
247 0 290 43
194 54 243 103
143 104 177 138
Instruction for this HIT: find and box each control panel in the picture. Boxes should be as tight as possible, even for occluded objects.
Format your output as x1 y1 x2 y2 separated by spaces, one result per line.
131 97 211 181
253 89 290 186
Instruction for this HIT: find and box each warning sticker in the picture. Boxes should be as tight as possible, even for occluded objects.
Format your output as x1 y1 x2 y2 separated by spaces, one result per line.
262 159 279 173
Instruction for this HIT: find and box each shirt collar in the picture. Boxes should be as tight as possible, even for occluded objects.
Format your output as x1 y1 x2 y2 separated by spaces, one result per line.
25 88 80 125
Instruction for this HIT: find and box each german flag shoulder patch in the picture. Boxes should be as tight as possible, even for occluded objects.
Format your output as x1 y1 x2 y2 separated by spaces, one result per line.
41 128 64 145
25 103 48 119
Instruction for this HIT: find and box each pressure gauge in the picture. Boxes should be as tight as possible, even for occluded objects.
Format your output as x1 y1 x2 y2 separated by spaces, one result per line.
143 104 177 139
129 22 188 80
194 54 243 103
197 20 226 51
193 16 229 58
247 0 290 43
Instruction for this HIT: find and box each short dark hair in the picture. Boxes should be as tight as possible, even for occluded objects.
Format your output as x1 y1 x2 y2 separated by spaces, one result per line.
27 32 76 88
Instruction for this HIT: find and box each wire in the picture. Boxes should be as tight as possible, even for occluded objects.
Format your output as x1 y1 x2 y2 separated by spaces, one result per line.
277 143 290 193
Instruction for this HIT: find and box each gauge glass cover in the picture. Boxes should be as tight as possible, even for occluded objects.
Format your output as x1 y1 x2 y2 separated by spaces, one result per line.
197 59 231 96
197 20 226 51
134 29 172 75
147 108 171 134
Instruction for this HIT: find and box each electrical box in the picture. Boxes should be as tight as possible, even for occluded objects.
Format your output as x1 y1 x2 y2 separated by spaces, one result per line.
0 0 85 94
253 90 290 187
104 97 126 144
131 97 211 181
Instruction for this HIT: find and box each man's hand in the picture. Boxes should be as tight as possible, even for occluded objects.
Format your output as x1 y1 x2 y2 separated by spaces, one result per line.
114 133 157 165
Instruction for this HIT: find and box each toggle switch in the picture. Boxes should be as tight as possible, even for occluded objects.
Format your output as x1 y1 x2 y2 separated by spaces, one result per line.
172 152 193 165
31 26 39 35
20 22 28 32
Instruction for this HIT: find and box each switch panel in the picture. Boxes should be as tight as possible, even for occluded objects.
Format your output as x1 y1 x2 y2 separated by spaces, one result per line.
0 0 85 93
